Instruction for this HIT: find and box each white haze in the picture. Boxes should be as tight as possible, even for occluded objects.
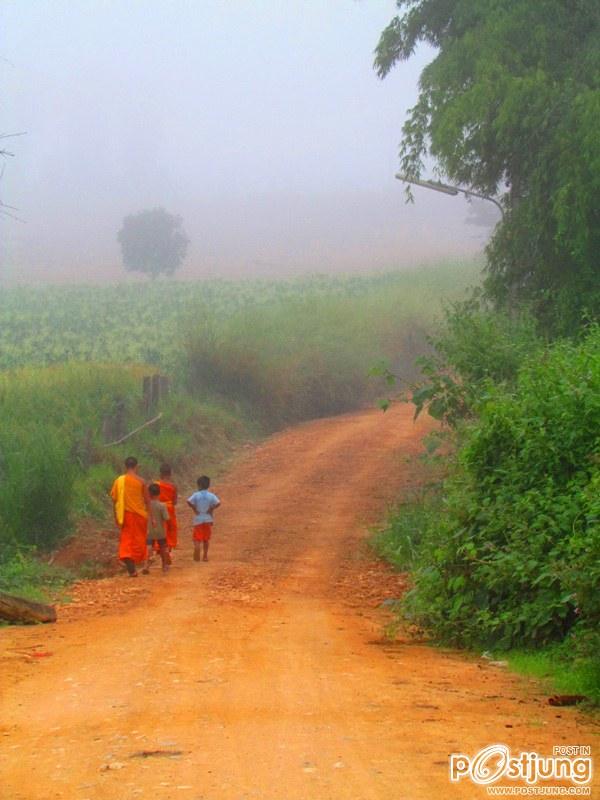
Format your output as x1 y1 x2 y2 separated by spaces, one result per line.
0 1 494 283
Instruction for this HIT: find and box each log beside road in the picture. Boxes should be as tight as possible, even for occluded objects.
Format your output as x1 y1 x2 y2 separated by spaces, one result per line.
0 591 57 624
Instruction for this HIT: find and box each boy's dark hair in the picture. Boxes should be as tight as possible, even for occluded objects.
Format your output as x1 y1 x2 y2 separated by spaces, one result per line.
125 456 138 469
149 482 161 497
159 463 172 477
197 475 210 490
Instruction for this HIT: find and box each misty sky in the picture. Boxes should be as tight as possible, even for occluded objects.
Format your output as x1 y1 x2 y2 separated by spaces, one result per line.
1 1 494 282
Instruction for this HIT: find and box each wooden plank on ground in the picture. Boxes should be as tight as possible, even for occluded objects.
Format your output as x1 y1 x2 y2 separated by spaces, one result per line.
0 591 57 624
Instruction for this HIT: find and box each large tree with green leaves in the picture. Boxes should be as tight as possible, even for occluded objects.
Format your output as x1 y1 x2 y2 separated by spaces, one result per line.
375 1 600 335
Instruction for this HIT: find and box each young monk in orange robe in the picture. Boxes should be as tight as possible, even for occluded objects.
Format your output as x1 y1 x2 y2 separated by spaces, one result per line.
155 463 178 558
110 456 150 577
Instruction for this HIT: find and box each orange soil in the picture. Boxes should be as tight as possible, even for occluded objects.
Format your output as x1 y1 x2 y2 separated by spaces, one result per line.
0 404 598 799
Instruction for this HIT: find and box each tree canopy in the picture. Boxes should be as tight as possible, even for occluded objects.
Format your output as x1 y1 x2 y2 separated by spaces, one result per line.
375 1 600 334
117 207 189 279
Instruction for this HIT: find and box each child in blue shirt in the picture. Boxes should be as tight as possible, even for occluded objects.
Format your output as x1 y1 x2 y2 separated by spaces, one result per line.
187 475 221 562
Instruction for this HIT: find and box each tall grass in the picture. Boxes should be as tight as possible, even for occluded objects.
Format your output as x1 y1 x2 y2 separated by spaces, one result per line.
0 364 143 555
0 363 249 559
184 263 479 424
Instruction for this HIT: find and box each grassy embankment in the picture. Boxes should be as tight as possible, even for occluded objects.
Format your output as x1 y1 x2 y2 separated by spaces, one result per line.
0 261 479 601
0 364 244 599
372 306 600 705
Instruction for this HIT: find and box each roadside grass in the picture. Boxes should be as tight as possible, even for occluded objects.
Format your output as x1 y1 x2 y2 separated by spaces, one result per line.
0 553 73 604
0 394 253 609
504 648 600 707
370 489 441 572
0 363 252 567
370 311 600 709
371 490 600 708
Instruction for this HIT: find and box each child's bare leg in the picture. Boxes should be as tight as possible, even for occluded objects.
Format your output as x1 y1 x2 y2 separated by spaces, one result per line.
193 541 201 562
203 540 209 561
139 543 149 574
159 542 169 572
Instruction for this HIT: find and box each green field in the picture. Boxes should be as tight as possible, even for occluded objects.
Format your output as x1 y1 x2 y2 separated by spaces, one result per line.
0 263 479 371
0 260 480 596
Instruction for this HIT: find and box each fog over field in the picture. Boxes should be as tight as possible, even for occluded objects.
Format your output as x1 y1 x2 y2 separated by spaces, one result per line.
1 1 493 282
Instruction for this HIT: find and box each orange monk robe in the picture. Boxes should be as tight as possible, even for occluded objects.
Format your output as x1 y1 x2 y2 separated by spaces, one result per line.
110 474 148 564
156 479 178 548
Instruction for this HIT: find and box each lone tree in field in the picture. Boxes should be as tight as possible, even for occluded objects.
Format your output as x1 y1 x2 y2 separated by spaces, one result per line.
375 1 600 335
117 208 189 278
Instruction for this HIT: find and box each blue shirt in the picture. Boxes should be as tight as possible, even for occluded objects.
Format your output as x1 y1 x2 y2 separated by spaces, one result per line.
187 489 220 524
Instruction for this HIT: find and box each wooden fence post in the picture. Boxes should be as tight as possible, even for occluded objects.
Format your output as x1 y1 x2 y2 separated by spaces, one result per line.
102 416 113 444
159 375 170 401
114 398 126 441
141 373 169 428
151 374 160 410
143 376 152 415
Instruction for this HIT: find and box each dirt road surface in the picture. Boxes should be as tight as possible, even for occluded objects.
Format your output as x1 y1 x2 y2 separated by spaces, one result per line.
1 405 598 799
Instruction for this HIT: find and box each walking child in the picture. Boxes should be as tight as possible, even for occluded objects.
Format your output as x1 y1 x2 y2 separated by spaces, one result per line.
142 483 171 574
187 476 220 562
155 463 178 562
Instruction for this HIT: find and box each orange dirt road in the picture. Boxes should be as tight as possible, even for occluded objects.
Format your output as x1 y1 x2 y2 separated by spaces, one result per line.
1 405 598 799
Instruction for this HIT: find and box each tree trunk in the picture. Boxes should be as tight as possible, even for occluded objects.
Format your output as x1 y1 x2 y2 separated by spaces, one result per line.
0 591 57 624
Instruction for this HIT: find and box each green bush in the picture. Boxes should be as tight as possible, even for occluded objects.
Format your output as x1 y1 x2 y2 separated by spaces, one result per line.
411 297 542 425
401 325 600 650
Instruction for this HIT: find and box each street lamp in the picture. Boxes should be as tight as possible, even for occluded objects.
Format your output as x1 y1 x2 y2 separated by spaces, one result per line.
395 174 505 219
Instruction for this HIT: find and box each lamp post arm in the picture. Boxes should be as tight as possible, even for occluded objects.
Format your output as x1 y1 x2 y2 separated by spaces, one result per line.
395 174 505 219
457 187 505 219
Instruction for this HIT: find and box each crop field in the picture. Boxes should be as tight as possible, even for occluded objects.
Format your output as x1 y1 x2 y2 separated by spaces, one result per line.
0 261 479 371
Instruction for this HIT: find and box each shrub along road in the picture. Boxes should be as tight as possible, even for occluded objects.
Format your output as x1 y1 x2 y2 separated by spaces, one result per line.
0 405 597 799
